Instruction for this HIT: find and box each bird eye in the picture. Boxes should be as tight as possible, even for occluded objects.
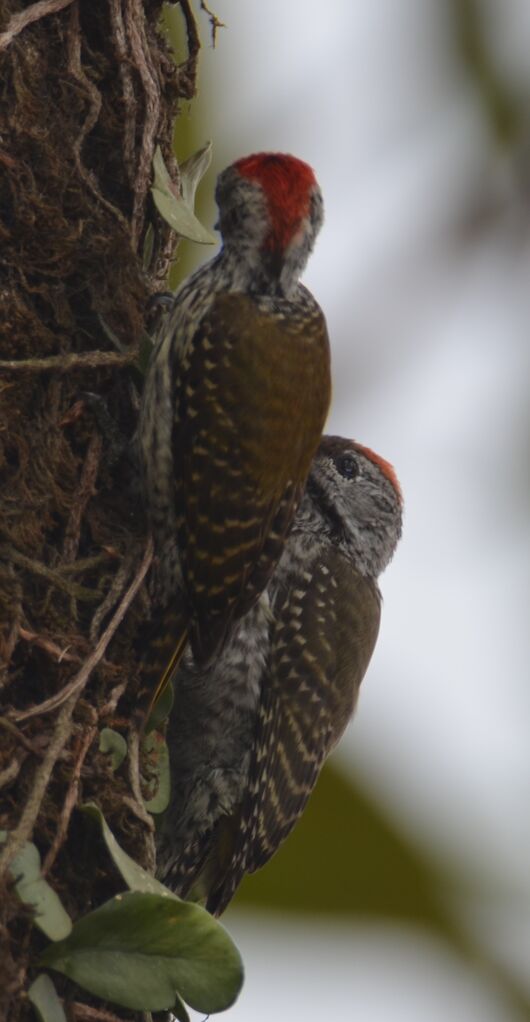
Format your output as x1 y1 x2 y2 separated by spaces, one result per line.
336 454 359 480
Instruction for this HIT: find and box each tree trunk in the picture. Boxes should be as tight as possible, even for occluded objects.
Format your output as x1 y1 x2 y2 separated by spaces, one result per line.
0 2 199 1017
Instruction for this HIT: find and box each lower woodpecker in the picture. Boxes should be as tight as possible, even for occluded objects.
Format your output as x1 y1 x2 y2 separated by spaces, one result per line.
156 435 403 915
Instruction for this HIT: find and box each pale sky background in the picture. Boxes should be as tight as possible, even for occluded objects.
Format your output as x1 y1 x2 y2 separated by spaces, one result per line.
179 2 530 1018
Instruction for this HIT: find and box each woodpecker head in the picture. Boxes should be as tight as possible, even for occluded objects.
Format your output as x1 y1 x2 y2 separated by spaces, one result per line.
300 435 403 578
215 152 324 294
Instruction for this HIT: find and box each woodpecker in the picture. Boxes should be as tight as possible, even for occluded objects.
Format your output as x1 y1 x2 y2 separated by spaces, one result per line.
138 153 331 693
156 435 403 915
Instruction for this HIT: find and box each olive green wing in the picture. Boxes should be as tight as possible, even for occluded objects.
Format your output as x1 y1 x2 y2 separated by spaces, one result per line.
173 291 331 664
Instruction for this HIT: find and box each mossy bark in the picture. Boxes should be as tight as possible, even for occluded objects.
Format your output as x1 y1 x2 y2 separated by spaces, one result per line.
0 2 199 1017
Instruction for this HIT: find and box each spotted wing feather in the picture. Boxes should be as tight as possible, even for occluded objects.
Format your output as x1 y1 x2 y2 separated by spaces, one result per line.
173 290 330 665
206 555 381 915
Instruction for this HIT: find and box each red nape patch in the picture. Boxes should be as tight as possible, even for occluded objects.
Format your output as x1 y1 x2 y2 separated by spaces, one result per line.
233 152 317 251
354 442 403 502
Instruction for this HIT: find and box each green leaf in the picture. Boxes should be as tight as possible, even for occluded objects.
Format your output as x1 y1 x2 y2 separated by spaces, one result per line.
28 974 67 1022
152 143 174 195
152 187 216 244
142 731 171 814
40 891 244 1013
179 141 213 209
98 727 128 772
152 145 216 245
80 803 170 896
0 832 72 941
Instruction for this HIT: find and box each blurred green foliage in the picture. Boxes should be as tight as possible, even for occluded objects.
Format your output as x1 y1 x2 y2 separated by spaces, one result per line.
233 761 530 1019
453 0 521 146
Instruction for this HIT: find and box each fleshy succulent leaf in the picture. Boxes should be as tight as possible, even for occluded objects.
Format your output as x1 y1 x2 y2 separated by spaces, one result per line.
40 891 244 1013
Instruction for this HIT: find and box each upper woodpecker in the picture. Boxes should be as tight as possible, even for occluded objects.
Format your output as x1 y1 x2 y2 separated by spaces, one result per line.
138 152 331 688
156 435 403 914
